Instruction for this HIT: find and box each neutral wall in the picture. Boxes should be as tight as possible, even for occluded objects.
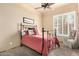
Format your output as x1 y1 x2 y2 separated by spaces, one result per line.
0 4 42 52
42 3 78 30
42 3 78 41
78 4 79 29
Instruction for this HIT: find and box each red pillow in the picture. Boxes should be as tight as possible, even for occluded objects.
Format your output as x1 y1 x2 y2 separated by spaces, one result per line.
24 30 29 35
33 27 39 35
32 28 37 35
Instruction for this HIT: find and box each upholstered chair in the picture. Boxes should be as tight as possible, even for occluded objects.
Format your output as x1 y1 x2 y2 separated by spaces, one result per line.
64 30 79 48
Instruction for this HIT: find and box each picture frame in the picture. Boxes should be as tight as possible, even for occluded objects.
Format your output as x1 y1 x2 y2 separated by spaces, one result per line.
23 17 34 24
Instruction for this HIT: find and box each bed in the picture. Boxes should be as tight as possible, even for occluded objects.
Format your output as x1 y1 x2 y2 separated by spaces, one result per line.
20 24 54 56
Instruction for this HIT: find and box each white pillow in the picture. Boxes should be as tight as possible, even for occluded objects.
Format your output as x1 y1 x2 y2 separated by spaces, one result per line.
22 30 25 36
28 30 34 35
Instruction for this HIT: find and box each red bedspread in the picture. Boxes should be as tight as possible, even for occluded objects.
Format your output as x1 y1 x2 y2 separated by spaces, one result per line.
22 34 53 56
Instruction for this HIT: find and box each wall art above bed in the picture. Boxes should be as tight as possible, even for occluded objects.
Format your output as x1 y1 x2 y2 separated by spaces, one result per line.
23 17 34 24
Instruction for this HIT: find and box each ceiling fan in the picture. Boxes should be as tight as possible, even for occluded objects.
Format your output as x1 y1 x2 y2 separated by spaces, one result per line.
35 3 55 9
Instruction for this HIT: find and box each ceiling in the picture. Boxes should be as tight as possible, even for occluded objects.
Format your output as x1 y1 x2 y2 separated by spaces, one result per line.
29 3 68 13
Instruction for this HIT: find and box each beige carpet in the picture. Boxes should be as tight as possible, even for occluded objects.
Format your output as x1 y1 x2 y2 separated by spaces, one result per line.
0 43 79 56
0 46 41 56
49 43 79 56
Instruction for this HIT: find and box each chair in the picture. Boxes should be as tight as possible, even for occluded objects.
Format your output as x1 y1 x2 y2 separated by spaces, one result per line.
64 30 79 48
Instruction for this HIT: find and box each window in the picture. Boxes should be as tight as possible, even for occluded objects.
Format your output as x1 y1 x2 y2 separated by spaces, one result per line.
53 11 76 36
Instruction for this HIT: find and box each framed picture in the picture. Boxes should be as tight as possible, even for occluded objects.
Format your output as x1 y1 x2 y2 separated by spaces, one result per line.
23 17 34 24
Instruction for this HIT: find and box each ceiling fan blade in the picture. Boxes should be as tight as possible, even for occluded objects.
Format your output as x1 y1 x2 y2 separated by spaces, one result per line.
35 7 42 9
48 3 55 6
